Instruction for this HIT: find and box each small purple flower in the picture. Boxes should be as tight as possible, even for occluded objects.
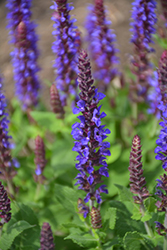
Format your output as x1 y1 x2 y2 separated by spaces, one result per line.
6 0 41 110
85 0 119 91
51 0 81 106
40 222 55 250
129 0 157 103
0 182 11 226
0 76 18 180
72 50 111 212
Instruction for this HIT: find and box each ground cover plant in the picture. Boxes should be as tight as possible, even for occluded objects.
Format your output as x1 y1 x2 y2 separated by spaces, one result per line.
1 0 167 249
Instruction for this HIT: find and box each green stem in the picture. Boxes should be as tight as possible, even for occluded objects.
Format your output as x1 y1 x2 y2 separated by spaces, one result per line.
0 226 2 238
140 203 154 238
132 102 138 122
7 178 15 198
34 183 41 201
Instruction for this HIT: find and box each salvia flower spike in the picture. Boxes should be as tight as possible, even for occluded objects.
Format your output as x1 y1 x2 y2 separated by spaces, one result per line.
6 0 41 110
77 198 89 218
50 84 65 119
155 51 167 170
85 0 119 91
0 182 11 227
40 222 55 250
72 50 111 216
129 0 157 103
129 135 149 204
51 0 81 107
0 76 19 181
34 135 46 184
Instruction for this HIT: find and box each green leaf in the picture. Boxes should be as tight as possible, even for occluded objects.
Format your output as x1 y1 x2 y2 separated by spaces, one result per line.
107 144 122 164
123 232 144 250
115 184 133 202
54 184 80 213
65 227 97 248
0 221 35 250
131 205 142 220
103 239 120 250
104 207 117 230
144 197 156 213
141 211 152 222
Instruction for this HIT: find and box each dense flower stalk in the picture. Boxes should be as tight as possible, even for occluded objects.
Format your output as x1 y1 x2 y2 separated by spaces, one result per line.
34 135 46 183
85 0 119 91
72 50 110 211
0 76 19 180
154 50 167 237
6 0 40 109
129 0 157 103
40 222 55 250
0 182 11 227
50 84 65 119
155 51 167 169
129 135 149 204
90 206 102 229
51 0 80 106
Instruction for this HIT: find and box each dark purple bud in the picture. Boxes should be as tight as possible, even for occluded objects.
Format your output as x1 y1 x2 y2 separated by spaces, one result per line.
34 135 46 183
129 135 149 204
90 206 102 229
40 222 55 250
50 84 65 119
0 182 11 226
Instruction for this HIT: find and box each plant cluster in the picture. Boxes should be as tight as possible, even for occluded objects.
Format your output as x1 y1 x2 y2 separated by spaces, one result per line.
0 0 167 249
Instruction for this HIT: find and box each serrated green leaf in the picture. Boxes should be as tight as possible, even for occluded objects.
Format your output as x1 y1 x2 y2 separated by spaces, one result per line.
115 184 133 202
131 205 142 220
65 227 97 248
103 239 120 250
104 207 117 230
144 197 156 213
0 221 35 250
141 211 152 222
123 232 143 250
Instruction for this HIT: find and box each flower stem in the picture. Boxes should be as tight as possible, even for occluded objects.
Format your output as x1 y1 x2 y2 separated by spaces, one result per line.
164 212 167 250
140 203 154 237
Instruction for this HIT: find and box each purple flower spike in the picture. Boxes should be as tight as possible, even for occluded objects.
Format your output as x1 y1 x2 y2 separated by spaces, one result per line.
72 50 111 213
129 0 157 103
40 222 55 250
129 135 149 204
34 135 47 184
0 76 18 180
0 182 11 226
85 0 119 91
6 0 41 110
51 0 81 106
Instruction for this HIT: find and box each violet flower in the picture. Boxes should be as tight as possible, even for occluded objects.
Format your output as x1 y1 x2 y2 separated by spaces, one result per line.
77 198 89 218
129 135 149 204
6 0 40 110
129 0 157 103
0 182 11 227
0 76 19 180
34 135 46 184
50 0 81 107
85 0 119 92
40 222 55 250
72 50 110 212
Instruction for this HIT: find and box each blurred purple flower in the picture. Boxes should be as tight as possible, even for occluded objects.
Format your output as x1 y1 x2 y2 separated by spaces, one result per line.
0 181 11 226
51 0 81 106
6 0 41 109
129 0 157 102
85 0 119 91
40 222 55 250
